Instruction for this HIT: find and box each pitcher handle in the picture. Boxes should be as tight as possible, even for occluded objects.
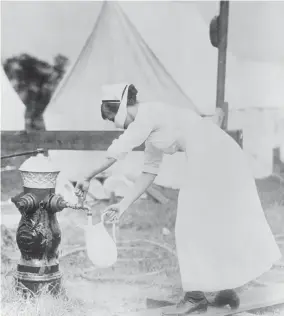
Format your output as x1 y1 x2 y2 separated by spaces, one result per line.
101 213 116 243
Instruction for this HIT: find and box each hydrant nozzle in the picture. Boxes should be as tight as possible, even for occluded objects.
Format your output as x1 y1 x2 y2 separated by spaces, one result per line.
11 193 38 214
42 194 69 213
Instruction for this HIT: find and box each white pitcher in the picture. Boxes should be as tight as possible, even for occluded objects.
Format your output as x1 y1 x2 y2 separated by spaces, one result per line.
85 213 117 268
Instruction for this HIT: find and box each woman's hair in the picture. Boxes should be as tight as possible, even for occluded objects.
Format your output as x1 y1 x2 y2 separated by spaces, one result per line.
101 84 138 121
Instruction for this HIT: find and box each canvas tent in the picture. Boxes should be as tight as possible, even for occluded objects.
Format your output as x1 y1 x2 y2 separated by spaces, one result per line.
45 1 215 131
1 68 25 131
44 1 212 188
44 1 284 186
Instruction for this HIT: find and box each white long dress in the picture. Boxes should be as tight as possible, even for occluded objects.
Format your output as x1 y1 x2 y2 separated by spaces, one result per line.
106 102 281 292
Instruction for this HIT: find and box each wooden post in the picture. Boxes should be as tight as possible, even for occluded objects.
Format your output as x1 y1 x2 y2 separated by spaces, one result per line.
216 1 229 130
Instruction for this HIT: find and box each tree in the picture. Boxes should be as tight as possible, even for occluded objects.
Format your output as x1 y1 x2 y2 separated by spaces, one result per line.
3 53 69 131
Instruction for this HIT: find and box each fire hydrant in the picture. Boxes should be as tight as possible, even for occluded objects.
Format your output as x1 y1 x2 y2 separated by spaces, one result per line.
11 152 90 296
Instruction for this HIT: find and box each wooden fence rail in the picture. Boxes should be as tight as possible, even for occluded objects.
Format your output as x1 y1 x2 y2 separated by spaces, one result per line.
1 130 243 156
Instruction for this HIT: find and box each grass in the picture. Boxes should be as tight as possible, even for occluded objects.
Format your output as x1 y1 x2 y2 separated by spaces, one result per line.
1 145 284 316
1 278 91 316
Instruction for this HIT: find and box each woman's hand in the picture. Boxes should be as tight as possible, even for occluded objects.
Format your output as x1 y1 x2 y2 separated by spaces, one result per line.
75 179 90 199
102 203 127 224
74 158 116 200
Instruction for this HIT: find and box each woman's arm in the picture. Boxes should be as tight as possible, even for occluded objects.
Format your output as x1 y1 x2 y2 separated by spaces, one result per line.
120 141 163 210
103 172 156 221
78 105 156 199
75 157 117 198
84 157 116 181
103 143 163 222
120 172 156 210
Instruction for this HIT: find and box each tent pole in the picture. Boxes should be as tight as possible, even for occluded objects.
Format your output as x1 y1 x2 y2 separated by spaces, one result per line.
216 1 229 129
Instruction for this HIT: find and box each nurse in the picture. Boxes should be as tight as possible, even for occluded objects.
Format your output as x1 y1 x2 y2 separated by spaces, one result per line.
75 83 281 315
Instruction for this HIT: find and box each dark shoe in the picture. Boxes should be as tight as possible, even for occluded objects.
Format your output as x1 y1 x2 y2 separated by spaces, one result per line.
212 289 240 309
162 292 208 315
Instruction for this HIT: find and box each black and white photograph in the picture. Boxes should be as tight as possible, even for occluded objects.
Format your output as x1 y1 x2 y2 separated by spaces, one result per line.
1 1 284 315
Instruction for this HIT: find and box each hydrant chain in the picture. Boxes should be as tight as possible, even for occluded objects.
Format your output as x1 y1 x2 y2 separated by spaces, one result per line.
65 202 90 212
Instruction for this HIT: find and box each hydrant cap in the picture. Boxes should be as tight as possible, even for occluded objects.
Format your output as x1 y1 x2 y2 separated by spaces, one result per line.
19 154 60 189
19 154 60 173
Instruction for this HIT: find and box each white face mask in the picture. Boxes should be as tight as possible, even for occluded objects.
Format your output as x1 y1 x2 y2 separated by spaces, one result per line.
114 84 129 129
101 83 130 130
